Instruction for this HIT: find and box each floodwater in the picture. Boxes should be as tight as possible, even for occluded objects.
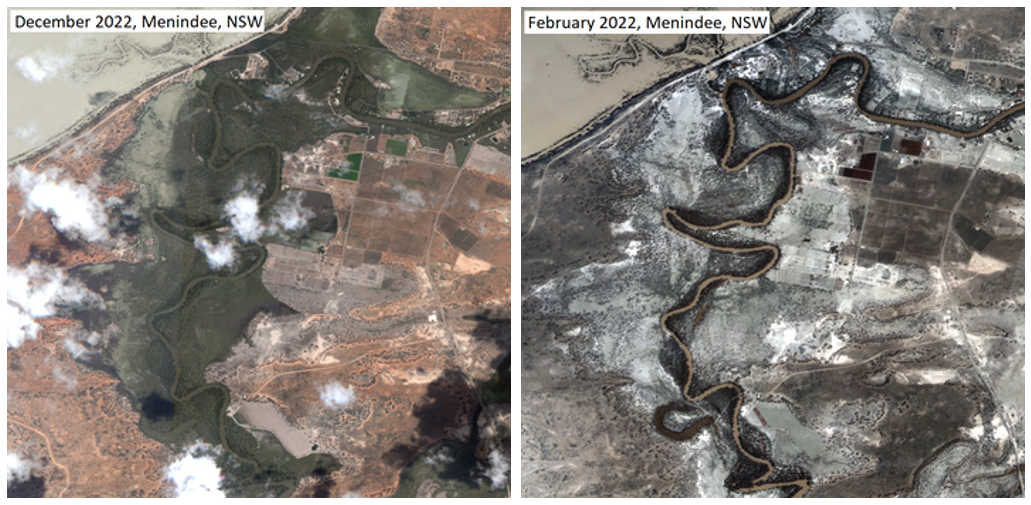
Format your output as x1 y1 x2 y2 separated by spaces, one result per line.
520 8 805 158
7 7 290 163
238 401 314 458
521 33 694 158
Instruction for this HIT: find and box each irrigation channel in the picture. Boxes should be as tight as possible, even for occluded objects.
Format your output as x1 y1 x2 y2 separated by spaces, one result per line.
655 52 1024 497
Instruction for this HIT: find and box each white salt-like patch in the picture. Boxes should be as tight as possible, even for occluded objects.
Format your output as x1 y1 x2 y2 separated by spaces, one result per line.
624 240 641 259
961 416 985 440
825 9 878 44
764 318 799 363
611 219 635 235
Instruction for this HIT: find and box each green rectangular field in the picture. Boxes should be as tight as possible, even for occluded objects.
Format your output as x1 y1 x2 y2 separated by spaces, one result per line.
328 168 360 181
386 138 408 157
346 153 363 168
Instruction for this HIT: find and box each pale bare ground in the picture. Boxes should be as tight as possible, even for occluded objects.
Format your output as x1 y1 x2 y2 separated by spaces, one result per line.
464 140 511 181
238 401 313 458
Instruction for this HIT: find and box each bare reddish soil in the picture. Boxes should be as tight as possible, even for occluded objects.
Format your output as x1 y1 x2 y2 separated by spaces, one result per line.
375 8 511 93
216 327 477 498
8 319 171 498
7 82 164 267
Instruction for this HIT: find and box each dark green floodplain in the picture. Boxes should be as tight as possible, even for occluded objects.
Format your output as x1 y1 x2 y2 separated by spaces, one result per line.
73 7 509 497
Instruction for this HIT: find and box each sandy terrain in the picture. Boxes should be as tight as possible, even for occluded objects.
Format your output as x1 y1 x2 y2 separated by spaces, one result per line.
8 318 171 498
7 79 169 268
7 83 168 499
207 317 478 498
210 142 512 495
375 8 511 93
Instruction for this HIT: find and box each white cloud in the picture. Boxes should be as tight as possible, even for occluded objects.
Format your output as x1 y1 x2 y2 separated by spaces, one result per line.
193 235 237 270
164 441 226 498
263 83 290 101
7 261 105 348
223 193 265 243
16 51 71 83
481 449 509 491
340 491 362 498
7 450 39 484
63 338 91 359
12 166 120 243
190 178 313 269
85 330 103 346
222 180 313 240
64 328 105 359
52 366 77 390
317 382 357 410
424 447 453 467
271 191 315 232
8 303 42 349
11 123 40 145
394 184 426 208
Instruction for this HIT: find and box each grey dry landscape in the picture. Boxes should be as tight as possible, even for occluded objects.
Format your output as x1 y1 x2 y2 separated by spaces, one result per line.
522 7 1024 498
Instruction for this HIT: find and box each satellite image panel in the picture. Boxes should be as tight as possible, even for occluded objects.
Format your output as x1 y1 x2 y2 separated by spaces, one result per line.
522 7 1024 498
8 7 510 498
